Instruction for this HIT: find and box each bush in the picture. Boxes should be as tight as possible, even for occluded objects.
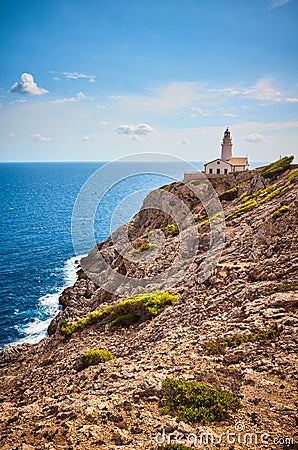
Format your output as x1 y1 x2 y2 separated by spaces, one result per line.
218 186 239 201
134 243 156 252
260 181 290 203
165 223 179 236
203 327 282 355
190 179 201 186
109 313 139 330
60 291 178 336
199 212 223 226
239 184 276 204
268 282 298 295
161 377 241 423
81 349 115 368
142 231 153 238
261 156 294 178
226 199 257 221
272 205 290 218
286 169 298 180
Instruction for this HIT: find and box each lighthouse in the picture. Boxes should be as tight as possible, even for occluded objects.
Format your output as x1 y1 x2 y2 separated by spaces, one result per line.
221 127 233 160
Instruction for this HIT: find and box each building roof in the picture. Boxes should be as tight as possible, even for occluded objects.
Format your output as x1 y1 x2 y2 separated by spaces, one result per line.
204 158 233 167
226 157 248 166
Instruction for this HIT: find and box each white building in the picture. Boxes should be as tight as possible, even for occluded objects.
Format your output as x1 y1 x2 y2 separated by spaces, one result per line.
204 128 248 175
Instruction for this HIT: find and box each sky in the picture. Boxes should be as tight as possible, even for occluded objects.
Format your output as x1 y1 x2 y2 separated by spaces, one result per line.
0 0 297 162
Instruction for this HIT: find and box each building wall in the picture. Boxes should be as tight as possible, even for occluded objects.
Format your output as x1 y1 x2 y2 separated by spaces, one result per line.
234 165 247 172
221 143 232 160
205 159 232 175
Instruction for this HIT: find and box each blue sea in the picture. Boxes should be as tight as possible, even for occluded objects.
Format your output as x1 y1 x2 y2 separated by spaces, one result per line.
0 160 265 349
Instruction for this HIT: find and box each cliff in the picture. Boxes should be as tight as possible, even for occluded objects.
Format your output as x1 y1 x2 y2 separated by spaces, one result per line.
0 160 297 450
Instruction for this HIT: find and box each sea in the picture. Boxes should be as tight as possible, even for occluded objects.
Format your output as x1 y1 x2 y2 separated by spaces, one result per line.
0 160 265 349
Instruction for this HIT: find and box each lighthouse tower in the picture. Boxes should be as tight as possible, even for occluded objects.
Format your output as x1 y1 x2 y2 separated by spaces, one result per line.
221 127 233 160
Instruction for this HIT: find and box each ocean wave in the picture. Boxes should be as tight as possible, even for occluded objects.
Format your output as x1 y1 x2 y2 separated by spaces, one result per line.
7 255 84 347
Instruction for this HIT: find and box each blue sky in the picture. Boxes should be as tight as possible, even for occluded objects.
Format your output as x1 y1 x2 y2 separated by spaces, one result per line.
0 0 297 162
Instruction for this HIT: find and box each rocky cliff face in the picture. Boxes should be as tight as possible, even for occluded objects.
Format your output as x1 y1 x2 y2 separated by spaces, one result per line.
0 163 297 450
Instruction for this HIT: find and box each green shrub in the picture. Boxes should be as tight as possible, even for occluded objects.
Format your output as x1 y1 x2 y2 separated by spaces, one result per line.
134 243 156 252
286 169 298 180
261 156 294 178
272 205 290 218
142 231 153 238
203 327 282 355
60 291 178 336
226 199 257 221
218 186 239 201
260 181 290 203
190 179 201 186
165 223 179 236
82 349 115 367
161 377 241 423
268 282 298 295
109 313 139 330
239 184 276 204
199 212 223 226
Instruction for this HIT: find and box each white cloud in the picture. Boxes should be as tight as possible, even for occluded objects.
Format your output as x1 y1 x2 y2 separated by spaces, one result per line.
61 72 96 83
31 133 51 142
190 107 211 117
114 123 155 140
82 134 95 141
270 0 290 8
49 92 92 104
10 73 49 95
209 79 282 103
245 133 265 143
100 121 108 125
10 99 28 104
222 112 237 117
182 138 189 145
284 97 298 103
8 132 15 137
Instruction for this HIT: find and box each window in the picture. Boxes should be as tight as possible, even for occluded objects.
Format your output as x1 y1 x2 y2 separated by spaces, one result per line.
209 168 213 174
217 161 220 165
224 169 228 174
217 169 220 174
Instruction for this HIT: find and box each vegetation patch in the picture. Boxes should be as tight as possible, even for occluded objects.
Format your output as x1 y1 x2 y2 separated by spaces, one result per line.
109 313 139 330
161 377 241 423
60 291 178 336
80 349 115 370
272 205 290 219
142 230 153 238
199 212 223 227
260 181 290 203
286 169 298 180
165 223 179 236
239 184 276 204
226 199 257 221
218 186 239 201
190 179 201 186
134 243 156 252
261 156 294 178
203 327 282 355
268 282 298 295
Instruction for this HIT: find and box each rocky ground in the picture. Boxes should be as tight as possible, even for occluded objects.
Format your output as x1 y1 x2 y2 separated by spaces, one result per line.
0 163 297 450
